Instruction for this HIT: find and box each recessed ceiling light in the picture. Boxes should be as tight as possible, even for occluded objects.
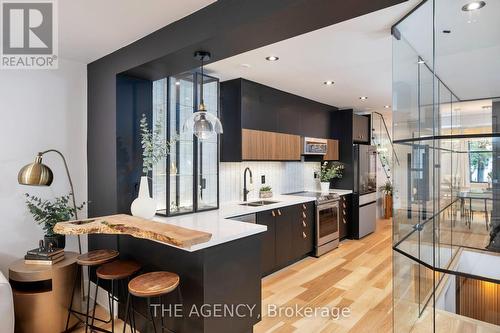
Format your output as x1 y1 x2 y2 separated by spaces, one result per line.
359 96 368 101
384 105 391 109
265 56 279 61
175 81 180 85
462 1 486 11
240 63 251 68
323 80 334 86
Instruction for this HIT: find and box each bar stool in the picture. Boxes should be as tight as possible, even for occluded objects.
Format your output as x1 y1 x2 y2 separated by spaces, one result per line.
123 271 180 333
89 260 141 333
65 249 119 333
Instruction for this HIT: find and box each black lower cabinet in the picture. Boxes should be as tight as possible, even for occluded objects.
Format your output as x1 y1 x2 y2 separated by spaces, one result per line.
275 206 296 268
339 194 352 239
293 202 315 258
256 210 276 276
257 202 315 277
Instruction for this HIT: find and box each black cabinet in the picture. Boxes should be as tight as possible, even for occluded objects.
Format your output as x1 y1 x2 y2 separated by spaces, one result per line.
220 78 337 162
275 206 295 268
256 210 276 276
293 202 315 258
353 114 370 144
256 202 315 276
339 194 352 239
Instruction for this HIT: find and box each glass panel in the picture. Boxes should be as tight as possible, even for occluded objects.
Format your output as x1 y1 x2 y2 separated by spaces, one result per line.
152 78 168 212
168 73 195 215
318 206 338 238
196 73 219 211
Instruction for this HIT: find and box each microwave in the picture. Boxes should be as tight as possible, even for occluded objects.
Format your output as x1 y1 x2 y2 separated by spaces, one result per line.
303 137 327 155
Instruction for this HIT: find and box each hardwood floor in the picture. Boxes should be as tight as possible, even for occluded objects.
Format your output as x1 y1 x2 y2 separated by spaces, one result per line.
73 218 498 333
254 218 393 333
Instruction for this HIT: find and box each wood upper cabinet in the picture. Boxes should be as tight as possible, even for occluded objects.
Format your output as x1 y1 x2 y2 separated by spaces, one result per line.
323 139 339 161
242 129 301 161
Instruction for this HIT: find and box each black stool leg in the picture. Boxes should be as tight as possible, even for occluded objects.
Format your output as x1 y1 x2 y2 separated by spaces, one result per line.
122 292 130 333
131 295 136 333
85 266 92 333
90 276 100 331
147 297 158 333
65 265 80 330
110 279 115 333
160 296 165 333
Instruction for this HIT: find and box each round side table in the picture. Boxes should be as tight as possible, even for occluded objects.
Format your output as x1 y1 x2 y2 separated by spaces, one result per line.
9 251 81 333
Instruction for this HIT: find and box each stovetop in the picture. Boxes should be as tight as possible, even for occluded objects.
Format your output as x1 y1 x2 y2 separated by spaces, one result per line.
287 191 340 203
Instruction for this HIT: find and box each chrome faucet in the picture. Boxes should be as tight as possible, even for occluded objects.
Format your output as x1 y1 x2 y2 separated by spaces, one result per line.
243 167 253 202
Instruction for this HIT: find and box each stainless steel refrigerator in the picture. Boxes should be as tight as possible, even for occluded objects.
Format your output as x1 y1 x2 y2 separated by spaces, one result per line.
352 144 377 239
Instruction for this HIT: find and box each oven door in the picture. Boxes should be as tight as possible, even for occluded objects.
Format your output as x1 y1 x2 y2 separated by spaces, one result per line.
316 201 339 246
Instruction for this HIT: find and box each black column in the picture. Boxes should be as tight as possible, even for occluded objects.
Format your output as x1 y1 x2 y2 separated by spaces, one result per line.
488 100 500 251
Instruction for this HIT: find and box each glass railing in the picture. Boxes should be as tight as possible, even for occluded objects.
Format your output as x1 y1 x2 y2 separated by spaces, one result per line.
371 111 399 181
392 0 500 331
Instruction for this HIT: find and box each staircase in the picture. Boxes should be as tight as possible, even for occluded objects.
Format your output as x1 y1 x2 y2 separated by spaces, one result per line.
371 111 399 180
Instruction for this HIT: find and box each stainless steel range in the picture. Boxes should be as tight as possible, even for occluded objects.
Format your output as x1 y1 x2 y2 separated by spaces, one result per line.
288 191 340 256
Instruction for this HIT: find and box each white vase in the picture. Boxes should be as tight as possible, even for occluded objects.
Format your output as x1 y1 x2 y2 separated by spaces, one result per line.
320 182 330 193
131 176 156 219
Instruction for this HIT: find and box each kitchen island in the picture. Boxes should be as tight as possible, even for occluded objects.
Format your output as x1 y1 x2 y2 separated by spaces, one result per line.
86 194 317 333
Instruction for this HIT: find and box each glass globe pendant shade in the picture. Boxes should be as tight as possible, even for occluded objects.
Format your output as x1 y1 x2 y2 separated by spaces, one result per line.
183 109 223 140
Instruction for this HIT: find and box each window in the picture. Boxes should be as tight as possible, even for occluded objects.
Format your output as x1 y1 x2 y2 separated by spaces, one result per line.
468 140 492 183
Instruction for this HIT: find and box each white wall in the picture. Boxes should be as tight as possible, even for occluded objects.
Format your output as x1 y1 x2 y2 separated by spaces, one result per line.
0 59 88 275
220 161 320 202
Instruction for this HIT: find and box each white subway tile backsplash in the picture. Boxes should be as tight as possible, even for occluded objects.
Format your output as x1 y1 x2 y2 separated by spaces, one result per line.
220 161 321 202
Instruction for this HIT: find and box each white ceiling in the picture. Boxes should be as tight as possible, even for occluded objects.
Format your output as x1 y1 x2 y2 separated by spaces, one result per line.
206 1 420 114
59 0 216 63
396 0 500 100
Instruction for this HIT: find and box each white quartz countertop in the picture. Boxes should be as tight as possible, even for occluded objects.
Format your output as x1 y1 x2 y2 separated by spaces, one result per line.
152 189 352 252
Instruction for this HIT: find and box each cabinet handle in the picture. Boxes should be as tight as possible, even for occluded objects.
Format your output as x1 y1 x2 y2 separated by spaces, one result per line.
343 218 346 224
302 212 306 219
302 204 306 210
272 210 276 217
278 209 282 216
343 210 346 215
302 221 306 227
302 232 307 239
343 203 346 209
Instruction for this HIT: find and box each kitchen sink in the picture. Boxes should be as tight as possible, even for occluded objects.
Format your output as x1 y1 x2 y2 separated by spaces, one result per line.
240 200 280 207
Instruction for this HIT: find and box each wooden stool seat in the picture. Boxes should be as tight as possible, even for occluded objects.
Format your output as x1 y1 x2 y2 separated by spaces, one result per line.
128 271 180 298
96 260 141 280
76 249 119 266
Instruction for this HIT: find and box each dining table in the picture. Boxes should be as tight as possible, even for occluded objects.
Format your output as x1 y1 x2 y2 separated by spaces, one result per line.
458 189 493 228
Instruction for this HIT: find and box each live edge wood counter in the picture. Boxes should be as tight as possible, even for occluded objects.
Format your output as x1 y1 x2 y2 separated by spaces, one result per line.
54 214 212 249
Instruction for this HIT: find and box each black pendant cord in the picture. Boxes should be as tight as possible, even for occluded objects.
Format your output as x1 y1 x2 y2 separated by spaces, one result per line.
199 56 204 110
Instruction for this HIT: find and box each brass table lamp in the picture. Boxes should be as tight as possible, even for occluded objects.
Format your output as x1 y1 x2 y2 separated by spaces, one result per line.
18 149 82 254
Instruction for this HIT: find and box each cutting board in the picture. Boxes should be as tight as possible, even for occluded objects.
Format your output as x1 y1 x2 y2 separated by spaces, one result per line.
54 214 212 249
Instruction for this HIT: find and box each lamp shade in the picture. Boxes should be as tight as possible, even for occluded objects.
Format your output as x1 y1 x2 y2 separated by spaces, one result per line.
183 110 223 140
18 155 53 186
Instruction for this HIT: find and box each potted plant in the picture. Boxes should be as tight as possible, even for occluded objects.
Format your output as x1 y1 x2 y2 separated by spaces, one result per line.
25 194 85 249
259 185 273 199
131 113 176 219
379 181 393 219
319 162 344 193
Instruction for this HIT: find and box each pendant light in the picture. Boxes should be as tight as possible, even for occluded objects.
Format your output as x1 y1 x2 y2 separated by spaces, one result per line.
182 51 223 140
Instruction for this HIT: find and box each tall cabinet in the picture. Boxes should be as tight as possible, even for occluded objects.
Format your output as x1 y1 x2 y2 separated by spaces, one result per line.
153 71 219 216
